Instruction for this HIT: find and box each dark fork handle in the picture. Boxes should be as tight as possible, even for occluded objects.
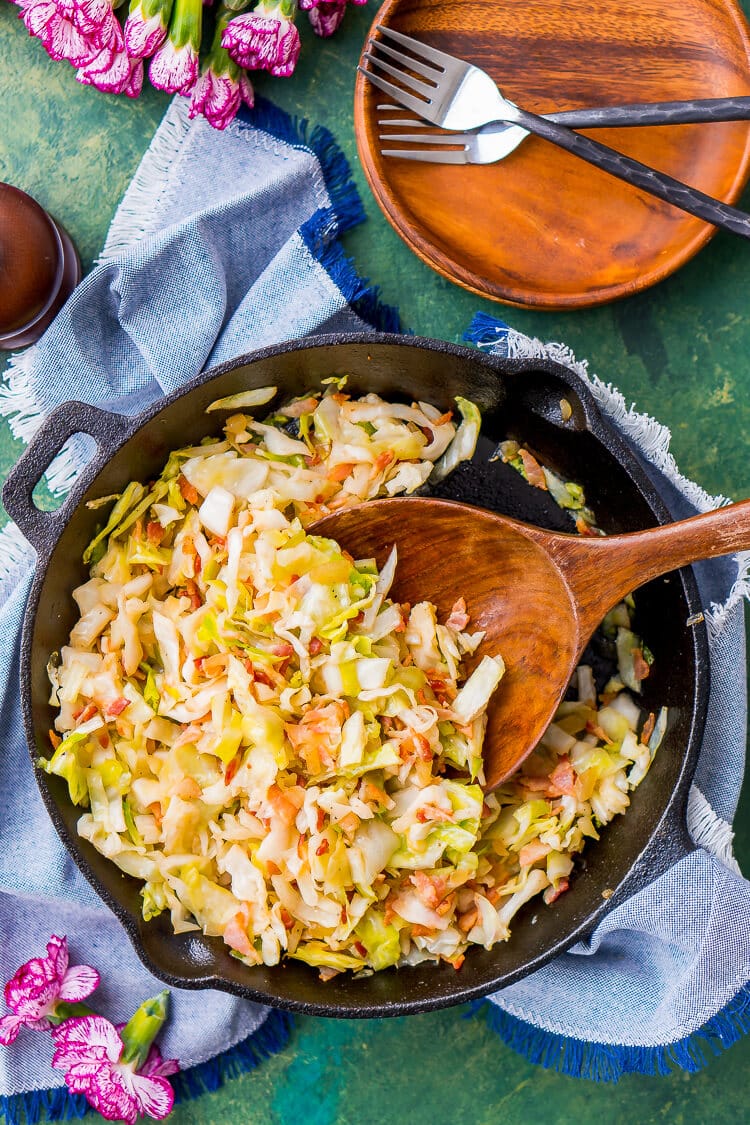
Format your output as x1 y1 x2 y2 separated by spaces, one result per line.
549 96 750 129
512 104 750 238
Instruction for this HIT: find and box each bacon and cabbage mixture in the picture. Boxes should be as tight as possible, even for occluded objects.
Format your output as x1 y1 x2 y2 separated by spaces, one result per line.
42 384 666 977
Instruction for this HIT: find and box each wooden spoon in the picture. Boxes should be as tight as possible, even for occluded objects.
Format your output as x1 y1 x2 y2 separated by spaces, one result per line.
312 496 746 791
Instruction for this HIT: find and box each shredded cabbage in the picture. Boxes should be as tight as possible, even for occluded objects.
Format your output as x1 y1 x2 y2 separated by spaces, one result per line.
46 383 665 979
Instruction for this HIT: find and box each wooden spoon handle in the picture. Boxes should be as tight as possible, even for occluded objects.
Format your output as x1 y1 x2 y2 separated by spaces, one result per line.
530 498 750 635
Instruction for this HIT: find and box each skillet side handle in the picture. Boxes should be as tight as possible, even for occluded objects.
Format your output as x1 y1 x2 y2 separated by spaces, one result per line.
2 401 130 557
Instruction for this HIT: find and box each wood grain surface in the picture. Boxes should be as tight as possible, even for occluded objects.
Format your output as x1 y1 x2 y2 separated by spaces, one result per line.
354 0 750 308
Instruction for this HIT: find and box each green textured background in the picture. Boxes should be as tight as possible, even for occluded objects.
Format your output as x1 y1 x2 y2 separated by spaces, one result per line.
0 2 748 1121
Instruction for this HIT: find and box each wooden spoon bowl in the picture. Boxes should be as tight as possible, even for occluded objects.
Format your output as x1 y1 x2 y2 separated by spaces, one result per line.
313 495 749 788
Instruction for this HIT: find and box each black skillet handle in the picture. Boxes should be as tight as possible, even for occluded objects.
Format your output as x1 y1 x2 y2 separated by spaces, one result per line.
512 104 750 239
2 401 132 558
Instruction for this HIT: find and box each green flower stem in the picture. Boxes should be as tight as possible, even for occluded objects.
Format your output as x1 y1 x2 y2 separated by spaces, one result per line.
130 0 172 20
120 990 170 1070
169 0 203 51
257 0 298 19
47 1001 97 1026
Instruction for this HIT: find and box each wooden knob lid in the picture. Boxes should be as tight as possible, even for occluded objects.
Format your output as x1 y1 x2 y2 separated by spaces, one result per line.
0 184 81 349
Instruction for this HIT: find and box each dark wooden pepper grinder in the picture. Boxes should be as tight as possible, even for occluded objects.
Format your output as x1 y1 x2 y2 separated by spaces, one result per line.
0 183 81 350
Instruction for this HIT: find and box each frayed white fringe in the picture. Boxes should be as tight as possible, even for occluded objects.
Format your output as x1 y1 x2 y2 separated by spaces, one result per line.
100 97 193 263
0 345 45 446
687 784 741 872
0 523 34 604
498 329 747 638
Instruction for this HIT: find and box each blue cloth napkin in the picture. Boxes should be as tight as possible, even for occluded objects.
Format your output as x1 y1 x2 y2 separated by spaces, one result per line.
0 95 395 1121
465 319 750 1080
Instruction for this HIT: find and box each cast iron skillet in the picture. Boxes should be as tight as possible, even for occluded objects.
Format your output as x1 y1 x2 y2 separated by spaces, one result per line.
2 334 708 1018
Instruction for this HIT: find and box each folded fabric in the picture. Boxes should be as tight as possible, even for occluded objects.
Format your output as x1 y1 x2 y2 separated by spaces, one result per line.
0 95 396 1122
465 317 750 1080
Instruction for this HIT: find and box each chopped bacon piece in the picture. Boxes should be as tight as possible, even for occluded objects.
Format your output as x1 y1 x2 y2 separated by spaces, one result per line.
148 802 163 828
178 474 200 505
327 462 355 482
75 703 98 725
548 756 577 797
176 777 202 800
105 697 130 719
269 642 295 658
445 597 470 631
265 860 281 876
575 516 599 537
185 578 202 610
146 521 164 545
98 732 109 748
518 839 552 867
410 871 449 910
284 396 319 418
338 812 360 837
224 750 243 786
416 804 452 824
633 649 651 682
353 941 368 959
641 711 656 743
223 912 255 958
518 448 547 490
458 906 479 933
373 450 394 474
309 637 323 655
316 839 330 856
543 878 570 905
267 784 304 826
48 729 61 750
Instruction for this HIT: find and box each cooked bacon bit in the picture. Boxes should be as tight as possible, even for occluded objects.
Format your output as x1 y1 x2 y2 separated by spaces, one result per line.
409 924 434 938
280 907 294 928
148 802 163 827
75 703 98 725
445 597 470 631
269 642 295 658
520 775 553 793
133 519 143 541
586 720 613 743
318 967 340 982
548 756 577 797
178 474 200 505
641 711 656 743
316 808 326 832
223 913 255 958
411 871 450 911
434 410 454 425
339 812 360 837
309 637 323 655
201 652 228 677
416 688 429 706
224 750 243 786
361 780 389 807
543 878 570 905
48 729 62 750
481 802 494 819
266 860 281 876
315 839 330 856
327 462 355 482
519 448 547 490
373 450 394 474
176 777 202 800
185 578 202 610
446 954 465 971
105 697 130 719
485 886 503 905
416 804 451 824
383 899 397 926
435 893 456 917
426 672 456 703
146 521 164 545
267 784 303 826
519 839 552 867
458 906 479 933
633 649 651 682
284 396 319 418
353 941 368 959
575 516 599 537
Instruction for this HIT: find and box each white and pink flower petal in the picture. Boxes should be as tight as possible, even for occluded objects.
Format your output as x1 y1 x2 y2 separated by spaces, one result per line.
58 963 100 1003
123 5 168 58
129 1071 176 1120
52 1015 124 1068
149 38 199 93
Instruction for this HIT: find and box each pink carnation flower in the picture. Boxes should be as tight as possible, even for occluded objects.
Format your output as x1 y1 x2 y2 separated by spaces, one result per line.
52 1015 179 1125
16 0 99 65
123 0 173 59
78 43 144 95
221 6 300 78
0 936 99 1046
71 0 116 43
149 35 199 92
299 0 365 38
188 66 254 129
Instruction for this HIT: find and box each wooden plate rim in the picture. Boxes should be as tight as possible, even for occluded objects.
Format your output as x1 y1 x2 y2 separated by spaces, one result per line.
354 0 750 309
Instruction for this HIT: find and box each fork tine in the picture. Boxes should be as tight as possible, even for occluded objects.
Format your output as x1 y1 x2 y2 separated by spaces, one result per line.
378 117 433 127
369 38 442 82
363 48 435 100
379 132 470 146
376 24 450 70
380 147 469 165
358 66 432 117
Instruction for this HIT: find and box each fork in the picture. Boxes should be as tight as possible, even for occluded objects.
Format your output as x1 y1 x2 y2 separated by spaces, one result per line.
360 26 750 239
376 98 750 165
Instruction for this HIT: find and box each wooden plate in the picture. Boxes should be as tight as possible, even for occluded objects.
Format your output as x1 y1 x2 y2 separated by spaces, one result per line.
354 0 750 308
